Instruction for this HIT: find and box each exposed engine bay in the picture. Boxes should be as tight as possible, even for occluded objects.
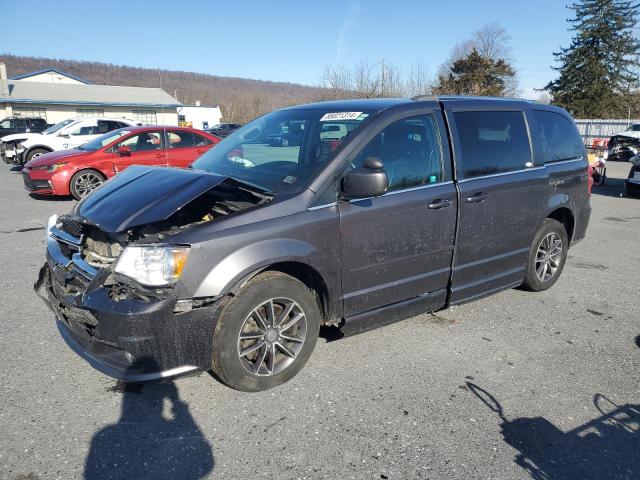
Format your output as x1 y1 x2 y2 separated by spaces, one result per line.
607 134 640 162
70 178 270 269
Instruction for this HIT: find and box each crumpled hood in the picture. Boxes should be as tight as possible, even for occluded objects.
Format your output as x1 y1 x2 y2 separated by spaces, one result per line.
76 165 227 233
0 132 43 143
25 149 85 168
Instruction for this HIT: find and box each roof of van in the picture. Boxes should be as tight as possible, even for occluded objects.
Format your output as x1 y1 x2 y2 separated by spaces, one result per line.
288 96 546 112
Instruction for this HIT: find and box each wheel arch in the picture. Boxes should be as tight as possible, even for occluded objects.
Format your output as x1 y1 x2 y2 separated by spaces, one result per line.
546 206 575 243
191 239 337 323
24 144 53 158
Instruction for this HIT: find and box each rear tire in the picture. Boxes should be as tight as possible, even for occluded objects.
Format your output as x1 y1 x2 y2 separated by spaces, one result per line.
211 271 320 392
69 169 106 200
521 218 568 292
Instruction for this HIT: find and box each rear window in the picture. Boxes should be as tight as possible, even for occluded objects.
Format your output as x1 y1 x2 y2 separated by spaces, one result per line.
454 111 532 179
533 110 584 163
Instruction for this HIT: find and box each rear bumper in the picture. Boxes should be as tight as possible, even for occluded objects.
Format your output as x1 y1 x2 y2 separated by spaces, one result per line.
572 205 591 245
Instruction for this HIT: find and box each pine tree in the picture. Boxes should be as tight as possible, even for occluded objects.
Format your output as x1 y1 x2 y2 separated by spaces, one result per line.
433 49 515 96
544 0 640 118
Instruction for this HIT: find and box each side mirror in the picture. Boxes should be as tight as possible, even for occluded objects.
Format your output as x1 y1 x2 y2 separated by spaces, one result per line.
117 145 132 157
340 156 389 199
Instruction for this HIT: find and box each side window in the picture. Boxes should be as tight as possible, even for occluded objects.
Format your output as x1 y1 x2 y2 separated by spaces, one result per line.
0 119 12 129
454 111 531 178
118 132 162 152
167 131 196 148
69 123 98 136
193 134 212 146
533 110 584 163
352 114 444 191
98 120 122 133
16 119 27 129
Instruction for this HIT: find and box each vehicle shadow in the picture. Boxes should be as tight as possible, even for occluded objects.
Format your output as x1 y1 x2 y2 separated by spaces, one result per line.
84 361 214 480
466 382 639 480
591 176 628 198
9 165 23 172
28 193 74 201
635 335 640 348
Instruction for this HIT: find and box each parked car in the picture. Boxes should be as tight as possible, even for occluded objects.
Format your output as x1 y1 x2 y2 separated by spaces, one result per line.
626 154 640 197
605 133 640 162
0 116 49 139
265 120 306 146
207 123 242 138
23 126 220 199
35 97 590 391
0 117 135 165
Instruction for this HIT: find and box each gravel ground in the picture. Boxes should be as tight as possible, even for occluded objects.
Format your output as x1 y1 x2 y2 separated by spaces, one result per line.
0 161 638 480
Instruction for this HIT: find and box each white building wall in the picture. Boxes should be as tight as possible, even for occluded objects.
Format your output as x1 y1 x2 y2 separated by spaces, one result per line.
0 103 178 125
16 72 86 84
177 106 222 130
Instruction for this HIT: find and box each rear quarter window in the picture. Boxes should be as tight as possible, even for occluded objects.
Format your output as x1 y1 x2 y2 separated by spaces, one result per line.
454 111 532 179
533 110 584 163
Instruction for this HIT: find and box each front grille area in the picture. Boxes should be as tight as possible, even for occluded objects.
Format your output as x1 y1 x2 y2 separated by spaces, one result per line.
22 172 50 191
59 216 84 238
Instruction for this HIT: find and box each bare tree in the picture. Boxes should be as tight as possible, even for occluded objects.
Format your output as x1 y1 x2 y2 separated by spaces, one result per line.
322 64 353 99
435 23 519 96
404 62 432 97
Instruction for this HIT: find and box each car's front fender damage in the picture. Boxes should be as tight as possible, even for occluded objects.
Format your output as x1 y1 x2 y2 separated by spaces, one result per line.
35 168 271 381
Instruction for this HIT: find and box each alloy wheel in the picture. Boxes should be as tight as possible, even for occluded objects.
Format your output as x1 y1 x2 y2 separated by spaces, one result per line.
535 232 563 282
237 297 307 376
74 172 103 197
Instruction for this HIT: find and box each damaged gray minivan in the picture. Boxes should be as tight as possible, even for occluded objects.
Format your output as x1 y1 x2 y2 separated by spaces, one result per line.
36 97 591 391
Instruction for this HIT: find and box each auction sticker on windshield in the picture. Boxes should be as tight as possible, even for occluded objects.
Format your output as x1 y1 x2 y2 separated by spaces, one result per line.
319 112 364 121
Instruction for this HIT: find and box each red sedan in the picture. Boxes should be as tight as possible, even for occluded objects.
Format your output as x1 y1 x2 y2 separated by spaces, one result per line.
22 126 221 199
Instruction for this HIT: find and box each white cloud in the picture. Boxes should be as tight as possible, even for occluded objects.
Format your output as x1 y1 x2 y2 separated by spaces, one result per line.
333 2 361 67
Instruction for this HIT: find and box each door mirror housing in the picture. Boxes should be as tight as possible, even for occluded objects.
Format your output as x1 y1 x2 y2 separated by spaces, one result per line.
340 156 389 199
117 145 132 157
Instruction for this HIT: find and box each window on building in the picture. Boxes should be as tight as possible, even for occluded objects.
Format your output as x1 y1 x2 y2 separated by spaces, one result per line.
454 111 532 179
533 110 585 163
351 114 445 191
132 110 157 125
12 106 47 120
76 108 105 118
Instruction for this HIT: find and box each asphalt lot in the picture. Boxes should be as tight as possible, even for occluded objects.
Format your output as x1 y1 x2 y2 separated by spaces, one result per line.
0 161 638 480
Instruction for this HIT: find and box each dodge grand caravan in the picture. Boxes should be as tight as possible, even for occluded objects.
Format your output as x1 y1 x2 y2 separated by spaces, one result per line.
35 97 591 391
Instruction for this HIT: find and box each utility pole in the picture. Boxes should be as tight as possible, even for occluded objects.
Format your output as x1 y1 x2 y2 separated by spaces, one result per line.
380 59 385 97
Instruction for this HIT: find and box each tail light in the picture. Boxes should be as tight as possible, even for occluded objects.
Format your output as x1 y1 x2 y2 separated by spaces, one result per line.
587 165 593 194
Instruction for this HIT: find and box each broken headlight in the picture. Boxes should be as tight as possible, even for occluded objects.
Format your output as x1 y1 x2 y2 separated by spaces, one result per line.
114 245 190 287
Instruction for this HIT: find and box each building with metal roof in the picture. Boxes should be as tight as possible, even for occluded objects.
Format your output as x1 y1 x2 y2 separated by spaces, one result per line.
0 63 181 125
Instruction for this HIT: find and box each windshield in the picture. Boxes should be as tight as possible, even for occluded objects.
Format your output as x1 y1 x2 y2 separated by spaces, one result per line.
42 119 74 135
191 109 373 193
79 128 132 151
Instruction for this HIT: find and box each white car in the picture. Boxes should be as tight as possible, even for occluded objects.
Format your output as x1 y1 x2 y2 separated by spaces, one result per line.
0 117 137 165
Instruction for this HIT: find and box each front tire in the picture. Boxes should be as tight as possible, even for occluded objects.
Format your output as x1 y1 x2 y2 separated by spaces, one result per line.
211 272 320 392
521 218 568 292
25 148 50 164
69 169 105 200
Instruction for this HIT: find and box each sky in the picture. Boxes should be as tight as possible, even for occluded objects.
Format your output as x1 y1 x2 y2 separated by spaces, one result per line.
1 0 575 99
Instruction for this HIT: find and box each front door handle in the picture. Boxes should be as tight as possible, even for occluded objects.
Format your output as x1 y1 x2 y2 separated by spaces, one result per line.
428 199 453 209
466 192 489 203
153 153 166 158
